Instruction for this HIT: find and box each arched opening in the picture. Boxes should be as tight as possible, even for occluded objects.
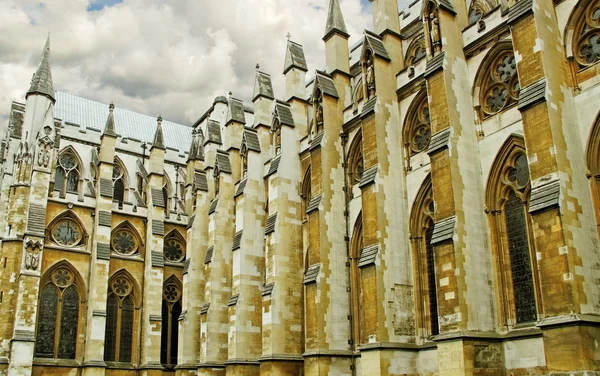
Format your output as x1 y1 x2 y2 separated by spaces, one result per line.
104 270 139 363
485 135 540 327
347 132 364 186
403 90 431 171
110 221 143 256
54 146 83 197
164 229 186 263
565 0 600 71
161 275 182 367
585 112 600 236
409 175 439 337
35 261 85 360
473 41 520 120
350 213 364 345
112 157 128 208
46 210 88 248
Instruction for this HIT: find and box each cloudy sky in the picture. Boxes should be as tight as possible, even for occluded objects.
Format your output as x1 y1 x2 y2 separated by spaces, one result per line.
0 0 407 129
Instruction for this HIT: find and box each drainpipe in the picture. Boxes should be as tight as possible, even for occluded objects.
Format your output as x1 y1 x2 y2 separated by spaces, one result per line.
340 131 356 376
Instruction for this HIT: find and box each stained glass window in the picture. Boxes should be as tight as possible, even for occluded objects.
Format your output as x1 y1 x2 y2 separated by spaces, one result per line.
112 230 137 255
574 0 600 68
504 191 537 323
480 49 520 118
104 275 135 363
161 279 182 367
407 95 431 155
35 285 58 358
425 222 439 335
51 219 82 247
164 239 185 262
55 151 80 195
58 287 79 359
35 267 80 360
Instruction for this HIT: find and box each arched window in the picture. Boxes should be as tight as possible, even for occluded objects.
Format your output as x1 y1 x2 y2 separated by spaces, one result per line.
163 172 172 214
46 210 87 248
272 120 282 156
486 136 539 327
571 0 600 69
35 263 83 359
409 175 439 337
112 158 128 207
474 43 520 119
161 276 182 367
349 213 364 344
104 272 138 363
301 167 312 218
347 133 364 185
405 35 427 66
586 113 600 236
467 0 495 25
136 173 146 204
403 91 431 158
164 230 186 263
55 148 81 196
110 221 143 256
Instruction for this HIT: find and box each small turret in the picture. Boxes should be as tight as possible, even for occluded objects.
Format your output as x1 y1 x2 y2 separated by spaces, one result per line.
323 0 350 75
103 103 117 138
151 115 165 150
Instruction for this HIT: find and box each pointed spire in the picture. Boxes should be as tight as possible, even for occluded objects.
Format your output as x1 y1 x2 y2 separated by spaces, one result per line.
324 0 349 41
284 39 308 75
27 34 55 102
152 115 165 150
103 102 117 137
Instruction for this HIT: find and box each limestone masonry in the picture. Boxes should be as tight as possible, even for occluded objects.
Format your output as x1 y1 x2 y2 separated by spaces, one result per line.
1 0 600 375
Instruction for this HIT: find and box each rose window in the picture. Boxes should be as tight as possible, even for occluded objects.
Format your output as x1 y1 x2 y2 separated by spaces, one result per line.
507 154 530 190
409 101 431 154
575 2 600 68
111 230 138 255
481 50 520 118
111 277 133 297
163 284 181 303
164 239 185 263
52 268 73 288
51 219 82 247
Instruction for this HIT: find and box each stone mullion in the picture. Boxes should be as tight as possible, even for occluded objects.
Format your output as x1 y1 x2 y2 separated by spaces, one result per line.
177 163 209 375
82 136 115 374
199 174 234 375
227 150 264 374
140 170 165 372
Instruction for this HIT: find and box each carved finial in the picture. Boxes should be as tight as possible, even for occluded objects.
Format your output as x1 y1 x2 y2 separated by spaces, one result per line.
228 91 233 99
109 102 115 111
286 32 292 40
256 63 260 71
157 114 163 124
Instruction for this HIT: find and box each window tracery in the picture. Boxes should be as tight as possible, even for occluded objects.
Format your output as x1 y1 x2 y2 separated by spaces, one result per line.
113 159 127 206
301 167 311 219
347 133 364 184
110 222 141 256
574 0 600 69
161 276 182 367
404 92 431 157
35 264 82 360
54 149 81 196
47 211 86 248
164 231 186 263
104 272 137 363
409 176 439 337
405 35 427 66
478 48 520 118
486 136 539 327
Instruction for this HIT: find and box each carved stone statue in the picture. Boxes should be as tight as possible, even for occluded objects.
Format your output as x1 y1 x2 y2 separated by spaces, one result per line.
365 54 376 99
241 150 248 177
429 12 441 55
25 240 42 270
315 91 324 133
275 127 282 155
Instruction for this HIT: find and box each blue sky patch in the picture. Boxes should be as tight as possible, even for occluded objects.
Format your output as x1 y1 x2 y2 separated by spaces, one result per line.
87 0 123 12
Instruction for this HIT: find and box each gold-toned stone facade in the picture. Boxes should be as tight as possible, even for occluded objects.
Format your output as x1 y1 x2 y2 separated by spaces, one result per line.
1 0 600 375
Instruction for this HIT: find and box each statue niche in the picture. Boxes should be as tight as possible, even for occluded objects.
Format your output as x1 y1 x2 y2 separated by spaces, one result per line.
428 7 442 56
364 50 376 99
314 90 324 135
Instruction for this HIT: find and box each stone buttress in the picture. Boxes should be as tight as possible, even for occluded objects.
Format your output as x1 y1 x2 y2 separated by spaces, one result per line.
508 0 600 372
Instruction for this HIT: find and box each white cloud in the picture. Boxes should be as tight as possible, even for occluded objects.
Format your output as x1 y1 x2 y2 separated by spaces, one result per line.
0 0 373 128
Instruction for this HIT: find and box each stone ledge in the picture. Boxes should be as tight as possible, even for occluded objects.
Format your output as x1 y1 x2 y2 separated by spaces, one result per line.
174 363 198 370
258 354 304 362
537 313 600 328
433 327 542 343
0 357 9 365
224 359 260 365
358 342 424 352
302 350 353 358
198 361 226 368
33 358 81 367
